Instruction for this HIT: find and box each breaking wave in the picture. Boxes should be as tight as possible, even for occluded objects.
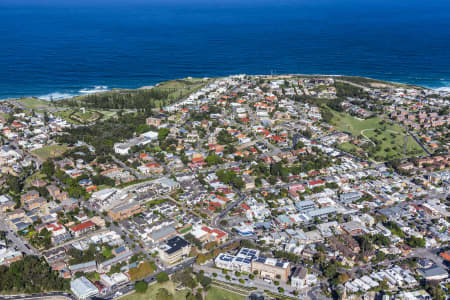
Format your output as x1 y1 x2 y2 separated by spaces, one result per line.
37 86 110 101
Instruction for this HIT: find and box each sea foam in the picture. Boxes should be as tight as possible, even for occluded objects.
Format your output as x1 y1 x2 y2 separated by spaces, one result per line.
78 86 110 94
38 92 76 101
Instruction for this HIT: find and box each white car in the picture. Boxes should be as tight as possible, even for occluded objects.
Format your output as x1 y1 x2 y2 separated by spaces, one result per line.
263 278 272 284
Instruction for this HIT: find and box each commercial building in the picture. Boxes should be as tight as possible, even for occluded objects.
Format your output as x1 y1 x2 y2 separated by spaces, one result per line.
98 248 133 272
148 225 177 243
159 236 191 265
214 248 259 273
291 267 317 289
339 191 362 204
99 273 129 289
190 225 228 244
69 221 96 237
70 276 99 300
295 200 316 212
306 207 337 219
251 257 290 281
418 265 449 281
0 241 23 266
0 194 14 212
146 117 162 127
69 261 97 274
108 201 143 221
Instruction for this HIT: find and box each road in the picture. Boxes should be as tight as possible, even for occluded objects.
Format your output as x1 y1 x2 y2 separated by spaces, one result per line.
0 212 39 256
100 258 196 300
0 292 74 300
409 131 432 155
409 247 447 269
379 114 432 157
194 264 330 300
0 136 42 170
334 79 369 90
211 189 246 232
110 155 148 180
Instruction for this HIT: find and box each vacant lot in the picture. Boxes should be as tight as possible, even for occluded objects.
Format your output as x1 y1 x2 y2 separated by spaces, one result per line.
32 144 68 161
128 261 156 281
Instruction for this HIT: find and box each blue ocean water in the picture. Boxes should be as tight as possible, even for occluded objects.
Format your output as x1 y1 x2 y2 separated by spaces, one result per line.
0 0 450 99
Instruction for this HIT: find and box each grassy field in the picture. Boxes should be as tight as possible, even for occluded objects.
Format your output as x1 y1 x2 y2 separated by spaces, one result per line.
329 109 425 161
329 109 387 135
337 142 359 153
54 108 116 124
205 286 246 300
24 171 46 185
32 144 68 161
149 77 213 107
120 281 188 300
70 110 101 123
16 97 54 110
53 110 75 122
128 262 156 281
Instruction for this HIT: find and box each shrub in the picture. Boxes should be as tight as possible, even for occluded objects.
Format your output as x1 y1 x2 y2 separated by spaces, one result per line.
156 272 169 283
134 281 148 293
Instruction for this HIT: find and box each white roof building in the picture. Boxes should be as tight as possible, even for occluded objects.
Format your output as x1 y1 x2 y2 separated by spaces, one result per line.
70 277 98 300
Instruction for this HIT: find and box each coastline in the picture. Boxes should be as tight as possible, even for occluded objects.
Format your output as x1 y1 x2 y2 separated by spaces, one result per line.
1 73 450 102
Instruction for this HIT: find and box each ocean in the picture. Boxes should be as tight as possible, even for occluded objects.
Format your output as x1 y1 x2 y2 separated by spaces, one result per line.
1 0 450 99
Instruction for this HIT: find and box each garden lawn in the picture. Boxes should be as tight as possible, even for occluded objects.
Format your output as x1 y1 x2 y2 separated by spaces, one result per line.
120 281 188 300
205 286 246 300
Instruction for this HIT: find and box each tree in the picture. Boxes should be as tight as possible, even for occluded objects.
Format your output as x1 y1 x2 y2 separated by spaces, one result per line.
217 130 236 144
186 292 202 300
426 281 445 300
156 288 173 300
205 155 222 166
196 253 208 264
42 160 55 178
196 272 212 290
156 271 169 283
173 269 196 289
336 273 350 284
406 236 425 248
205 242 217 251
134 281 148 293
43 111 49 124
294 140 305 149
158 128 170 141
6 175 21 195
0 255 68 293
